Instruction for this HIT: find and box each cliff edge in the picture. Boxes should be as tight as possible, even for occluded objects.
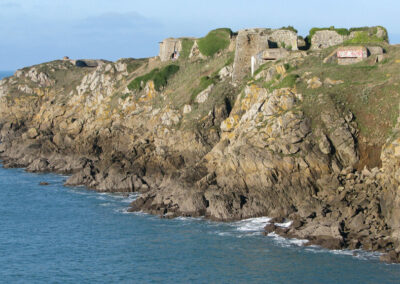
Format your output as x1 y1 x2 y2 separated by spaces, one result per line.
1 26 400 262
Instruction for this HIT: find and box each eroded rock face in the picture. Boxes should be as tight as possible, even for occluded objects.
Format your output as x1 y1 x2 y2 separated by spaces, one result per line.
0 43 399 263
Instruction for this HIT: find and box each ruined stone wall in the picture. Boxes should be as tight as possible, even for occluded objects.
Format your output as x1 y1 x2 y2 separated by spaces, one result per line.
232 29 270 82
159 38 182 62
269 30 298 50
311 30 347 50
232 28 299 81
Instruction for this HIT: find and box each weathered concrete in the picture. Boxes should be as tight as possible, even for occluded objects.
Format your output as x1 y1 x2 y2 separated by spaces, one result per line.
337 46 368 65
233 28 298 81
311 30 346 50
159 38 182 62
251 48 289 76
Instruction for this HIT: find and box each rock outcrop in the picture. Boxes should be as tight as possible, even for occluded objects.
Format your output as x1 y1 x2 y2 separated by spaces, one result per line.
1 25 399 263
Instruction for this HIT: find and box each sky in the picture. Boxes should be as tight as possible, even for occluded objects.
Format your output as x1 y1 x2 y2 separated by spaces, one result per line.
1 0 399 70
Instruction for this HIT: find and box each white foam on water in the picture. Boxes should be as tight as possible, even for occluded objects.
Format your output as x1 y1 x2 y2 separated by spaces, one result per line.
233 217 272 232
215 231 234 237
267 232 309 247
99 203 112 207
113 207 131 214
96 196 107 200
304 245 382 261
275 221 293 228
121 193 140 203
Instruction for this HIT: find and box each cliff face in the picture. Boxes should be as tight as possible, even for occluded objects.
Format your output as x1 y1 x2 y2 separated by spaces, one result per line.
1 27 400 262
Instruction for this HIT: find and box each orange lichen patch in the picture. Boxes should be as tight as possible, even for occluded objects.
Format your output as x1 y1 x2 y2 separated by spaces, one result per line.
241 84 263 111
221 114 239 132
139 81 156 103
275 65 286 75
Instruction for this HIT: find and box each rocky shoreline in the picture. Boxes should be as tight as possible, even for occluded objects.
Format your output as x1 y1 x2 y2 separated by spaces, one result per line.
1 26 400 263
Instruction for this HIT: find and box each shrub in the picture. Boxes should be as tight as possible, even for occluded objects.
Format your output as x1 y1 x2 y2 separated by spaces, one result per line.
197 28 232 57
128 64 180 91
280 26 298 33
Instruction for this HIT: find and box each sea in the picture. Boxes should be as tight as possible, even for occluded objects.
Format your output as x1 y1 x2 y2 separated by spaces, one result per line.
0 71 399 283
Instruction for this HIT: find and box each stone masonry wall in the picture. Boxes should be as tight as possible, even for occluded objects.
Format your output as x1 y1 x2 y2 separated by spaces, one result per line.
159 38 182 62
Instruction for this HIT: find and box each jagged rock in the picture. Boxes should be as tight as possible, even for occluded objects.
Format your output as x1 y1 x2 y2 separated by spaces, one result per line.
195 84 213 103
324 78 344 86
319 134 332 155
183 105 192 114
307 77 322 89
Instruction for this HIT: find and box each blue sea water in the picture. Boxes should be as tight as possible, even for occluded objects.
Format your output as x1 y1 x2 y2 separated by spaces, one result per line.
0 71 13 80
0 166 399 283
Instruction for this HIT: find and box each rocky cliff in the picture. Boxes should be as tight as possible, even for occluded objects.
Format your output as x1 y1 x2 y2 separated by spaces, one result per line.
1 27 400 262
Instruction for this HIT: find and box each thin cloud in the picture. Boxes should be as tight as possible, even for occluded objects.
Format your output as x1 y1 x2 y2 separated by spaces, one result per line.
0 1 21 8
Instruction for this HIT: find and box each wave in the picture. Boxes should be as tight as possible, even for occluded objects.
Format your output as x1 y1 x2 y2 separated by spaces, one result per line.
233 217 272 232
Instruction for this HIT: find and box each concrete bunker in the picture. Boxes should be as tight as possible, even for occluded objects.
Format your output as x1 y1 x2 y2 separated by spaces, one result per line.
74 60 100 68
232 28 301 81
159 38 183 62
337 46 368 65
323 46 384 65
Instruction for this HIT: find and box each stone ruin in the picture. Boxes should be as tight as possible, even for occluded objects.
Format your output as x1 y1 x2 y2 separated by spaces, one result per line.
232 28 300 81
323 45 384 65
311 26 387 50
159 38 183 62
157 26 389 80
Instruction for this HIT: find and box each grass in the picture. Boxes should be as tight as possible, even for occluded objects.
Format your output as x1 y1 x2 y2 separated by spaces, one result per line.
344 31 385 44
127 64 180 91
180 39 194 59
276 74 299 89
190 75 218 102
309 26 350 39
125 59 147 73
294 46 400 146
197 28 232 57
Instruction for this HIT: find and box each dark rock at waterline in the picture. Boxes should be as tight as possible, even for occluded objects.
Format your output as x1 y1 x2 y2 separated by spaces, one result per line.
380 251 400 263
264 223 277 234
306 236 344 250
39 182 49 186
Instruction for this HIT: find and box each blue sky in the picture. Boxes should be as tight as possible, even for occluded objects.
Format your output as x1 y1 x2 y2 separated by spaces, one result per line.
1 0 399 70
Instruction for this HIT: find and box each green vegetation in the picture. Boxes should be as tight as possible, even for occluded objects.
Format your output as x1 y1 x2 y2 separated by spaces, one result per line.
295 45 400 145
127 60 145 73
275 74 299 89
224 51 235 67
197 28 232 57
309 26 350 38
128 64 180 91
180 39 194 59
349 26 388 41
280 26 298 33
309 26 389 44
190 75 219 102
345 31 385 44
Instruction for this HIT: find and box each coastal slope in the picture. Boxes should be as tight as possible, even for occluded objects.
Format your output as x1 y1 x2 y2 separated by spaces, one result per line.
1 27 400 262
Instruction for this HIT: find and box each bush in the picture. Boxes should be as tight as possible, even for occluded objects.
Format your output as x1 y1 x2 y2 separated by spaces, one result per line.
280 26 298 33
197 28 232 57
128 64 180 91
